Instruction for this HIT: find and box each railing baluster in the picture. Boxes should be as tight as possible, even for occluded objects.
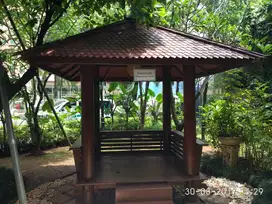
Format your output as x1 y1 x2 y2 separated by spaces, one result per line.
99 130 164 153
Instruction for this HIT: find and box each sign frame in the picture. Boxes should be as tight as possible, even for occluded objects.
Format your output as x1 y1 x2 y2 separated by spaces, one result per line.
133 69 156 81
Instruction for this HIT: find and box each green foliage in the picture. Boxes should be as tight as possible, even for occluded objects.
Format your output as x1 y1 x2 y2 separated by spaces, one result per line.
201 93 244 145
104 114 162 130
148 93 162 124
108 82 119 92
42 99 54 112
237 84 272 170
72 0 167 25
0 114 80 155
203 81 272 169
0 167 17 204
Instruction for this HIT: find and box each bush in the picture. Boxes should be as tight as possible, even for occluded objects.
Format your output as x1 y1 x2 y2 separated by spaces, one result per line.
0 124 32 156
201 154 255 183
104 115 163 130
201 83 272 170
0 167 17 204
0 117 80 156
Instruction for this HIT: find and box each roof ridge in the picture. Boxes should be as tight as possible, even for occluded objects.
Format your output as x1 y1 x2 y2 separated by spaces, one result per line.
156 26 264 58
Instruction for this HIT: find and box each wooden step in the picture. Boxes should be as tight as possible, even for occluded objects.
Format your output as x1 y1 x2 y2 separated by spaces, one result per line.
116 183 173 203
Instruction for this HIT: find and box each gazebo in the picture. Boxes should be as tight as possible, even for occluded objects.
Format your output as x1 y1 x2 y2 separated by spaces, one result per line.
19 18 262 203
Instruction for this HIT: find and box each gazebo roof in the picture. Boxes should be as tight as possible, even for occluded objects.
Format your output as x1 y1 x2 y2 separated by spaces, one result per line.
18 18 263 81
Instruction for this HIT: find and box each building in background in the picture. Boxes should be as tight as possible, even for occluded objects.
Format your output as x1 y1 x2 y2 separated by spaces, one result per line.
45 75 81 99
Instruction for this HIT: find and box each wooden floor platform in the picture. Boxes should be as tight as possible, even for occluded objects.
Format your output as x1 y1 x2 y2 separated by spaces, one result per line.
79 153 206 188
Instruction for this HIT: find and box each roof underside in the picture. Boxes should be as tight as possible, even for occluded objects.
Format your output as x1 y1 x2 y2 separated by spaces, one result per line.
19 19 263 81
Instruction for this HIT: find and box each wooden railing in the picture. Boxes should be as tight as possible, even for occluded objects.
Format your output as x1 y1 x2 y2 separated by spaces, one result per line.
100 130 164 153
170 130 184 161
170 130 208 174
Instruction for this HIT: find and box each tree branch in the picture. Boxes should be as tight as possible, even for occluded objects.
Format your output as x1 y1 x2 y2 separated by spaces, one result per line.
49 0 73 27
34 73 51 116
0 0 26 50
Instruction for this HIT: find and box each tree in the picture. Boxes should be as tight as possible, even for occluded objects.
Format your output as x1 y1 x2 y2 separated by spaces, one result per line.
139 82 150 129
148 93 162 124
116 82 138 129
0 0 76 154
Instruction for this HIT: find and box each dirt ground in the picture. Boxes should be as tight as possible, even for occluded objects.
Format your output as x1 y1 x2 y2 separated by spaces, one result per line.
0 146 75 191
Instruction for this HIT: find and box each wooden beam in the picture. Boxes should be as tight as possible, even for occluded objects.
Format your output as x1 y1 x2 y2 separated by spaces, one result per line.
102 67 111 80
60 64 74 72
196 65 210 72
163 66 171 154
65 65 80 77
183 65 197 176
70 71 80 80
59 65 75 77
174 64 183 77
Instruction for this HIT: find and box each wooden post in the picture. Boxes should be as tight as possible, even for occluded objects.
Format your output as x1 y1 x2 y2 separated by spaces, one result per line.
81 67 96 181
163 67 171 154
95 78 100 159
80 66 98 203
183 65 197 176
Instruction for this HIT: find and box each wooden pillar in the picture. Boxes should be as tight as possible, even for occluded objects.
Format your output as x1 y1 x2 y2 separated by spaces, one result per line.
183 65 197 176
95 79 100 159
163 66 171 154
80 66 98 181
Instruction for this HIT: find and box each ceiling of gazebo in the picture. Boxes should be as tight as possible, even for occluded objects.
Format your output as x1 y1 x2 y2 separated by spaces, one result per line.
18 18 263 81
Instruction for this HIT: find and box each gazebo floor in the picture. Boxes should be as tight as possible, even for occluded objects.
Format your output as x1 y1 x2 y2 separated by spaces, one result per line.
78 152 206 188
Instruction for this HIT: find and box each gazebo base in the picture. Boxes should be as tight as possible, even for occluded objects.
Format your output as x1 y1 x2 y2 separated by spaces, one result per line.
77 152 206 188
74 152 206 203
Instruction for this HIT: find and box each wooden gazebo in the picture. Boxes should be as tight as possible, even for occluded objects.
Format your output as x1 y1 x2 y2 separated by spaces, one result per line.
19 19 262 203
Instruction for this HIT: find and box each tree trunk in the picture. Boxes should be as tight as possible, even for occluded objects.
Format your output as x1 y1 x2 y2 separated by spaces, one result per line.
170 87 184 131
139 82 143 129
30 111 43 155
0 113 9 156
60 78 63 98
176 82 179 94
201 81 208 140
139 82 149 129
54 75 58 98
171 77 210 131
126 111 129 129
100 82 105 130
110 97 114 127
111 113 114 126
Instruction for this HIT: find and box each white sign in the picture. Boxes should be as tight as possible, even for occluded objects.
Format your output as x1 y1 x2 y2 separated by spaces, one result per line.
133 69 156 81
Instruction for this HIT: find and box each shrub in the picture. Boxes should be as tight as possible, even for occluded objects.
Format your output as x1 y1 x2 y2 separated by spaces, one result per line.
201 83 272 170
201 154 254 183
0 117 80 156
0 167 17 204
